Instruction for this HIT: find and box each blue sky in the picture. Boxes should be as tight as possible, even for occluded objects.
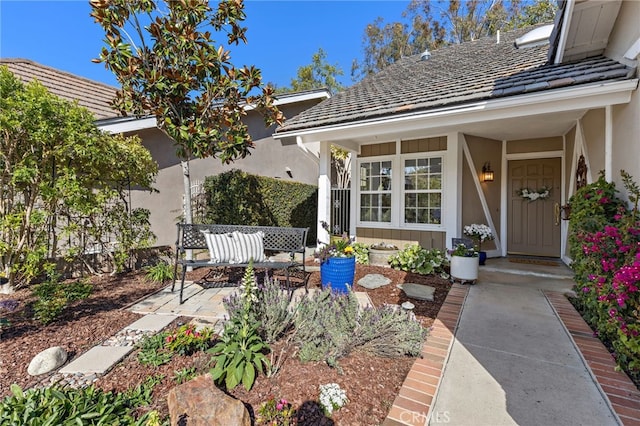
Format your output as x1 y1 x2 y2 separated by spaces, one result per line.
0 0 409 89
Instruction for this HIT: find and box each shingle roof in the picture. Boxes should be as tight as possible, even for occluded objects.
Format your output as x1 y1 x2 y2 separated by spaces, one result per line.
1 58 119 120
276 26 635 134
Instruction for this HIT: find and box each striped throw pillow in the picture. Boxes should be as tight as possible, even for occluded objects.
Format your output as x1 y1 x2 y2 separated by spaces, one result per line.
231 231 265 263
200 231 237 263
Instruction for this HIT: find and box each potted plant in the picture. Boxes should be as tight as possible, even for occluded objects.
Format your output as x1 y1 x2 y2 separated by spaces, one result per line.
463 223 494 265
449 243 479 283
368 241 399 267
314 236 356 294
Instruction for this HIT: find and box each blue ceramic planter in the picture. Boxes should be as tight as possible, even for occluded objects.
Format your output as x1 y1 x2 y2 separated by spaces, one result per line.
479 251 487 265
320 256 356 294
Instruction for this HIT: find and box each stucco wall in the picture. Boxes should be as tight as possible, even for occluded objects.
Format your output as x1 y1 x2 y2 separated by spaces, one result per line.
128 101 321 247
613 85 640 202
604 0 640 65
581 108 606 179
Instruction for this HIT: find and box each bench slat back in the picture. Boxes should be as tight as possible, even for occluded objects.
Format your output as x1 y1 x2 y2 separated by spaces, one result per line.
178 224 308 253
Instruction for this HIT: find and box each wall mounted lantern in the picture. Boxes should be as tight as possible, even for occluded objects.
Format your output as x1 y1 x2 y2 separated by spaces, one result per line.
482 162 494 182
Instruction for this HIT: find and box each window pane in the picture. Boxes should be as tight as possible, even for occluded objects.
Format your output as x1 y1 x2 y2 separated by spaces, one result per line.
429 193 441 207
361 208 370 222
405 193 416 207
372 162 380 175
416 175 429 190
430 175 442 190
430 158 441 173
430 209 441 224
405 208 416 223
382 193 392 207
381 208 391 222
361 194 370 207
372 176 380 191
418 193 429 207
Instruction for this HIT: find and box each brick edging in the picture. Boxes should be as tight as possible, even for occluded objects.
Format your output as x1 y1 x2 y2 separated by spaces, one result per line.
545 291 640 426
383 283 469 426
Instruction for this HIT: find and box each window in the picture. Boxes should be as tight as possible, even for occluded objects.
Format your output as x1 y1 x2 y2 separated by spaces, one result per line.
403 157 442 225
359 160 392 223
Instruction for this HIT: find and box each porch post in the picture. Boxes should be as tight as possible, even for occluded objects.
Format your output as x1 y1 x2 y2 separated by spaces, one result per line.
444 132 463 249
605 105 613 182
318 141 331 247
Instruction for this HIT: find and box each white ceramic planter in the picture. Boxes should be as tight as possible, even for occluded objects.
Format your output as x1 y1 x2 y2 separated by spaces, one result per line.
450 255 479 282
368 248 399 267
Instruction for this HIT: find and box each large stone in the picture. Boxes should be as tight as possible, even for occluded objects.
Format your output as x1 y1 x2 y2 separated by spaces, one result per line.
167 374 250 426
358 273 392 289
27 346 67 375
398 283 436 301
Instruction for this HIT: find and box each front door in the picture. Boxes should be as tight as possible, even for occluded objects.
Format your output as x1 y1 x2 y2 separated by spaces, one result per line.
507 158 561 257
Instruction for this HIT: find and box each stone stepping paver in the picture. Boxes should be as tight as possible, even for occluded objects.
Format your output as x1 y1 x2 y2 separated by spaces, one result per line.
126 313 178 332
59 346 133 375
358 273 392 289
398 283 435 301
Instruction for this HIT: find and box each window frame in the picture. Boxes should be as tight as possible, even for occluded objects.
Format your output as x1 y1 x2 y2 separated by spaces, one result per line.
356 156 395 226
400 152 445 228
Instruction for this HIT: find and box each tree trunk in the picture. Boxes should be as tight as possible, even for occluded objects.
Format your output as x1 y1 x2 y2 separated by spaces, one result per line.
181 160 193 263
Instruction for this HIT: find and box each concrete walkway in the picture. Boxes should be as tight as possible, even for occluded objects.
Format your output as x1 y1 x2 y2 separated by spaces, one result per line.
429 261 619 426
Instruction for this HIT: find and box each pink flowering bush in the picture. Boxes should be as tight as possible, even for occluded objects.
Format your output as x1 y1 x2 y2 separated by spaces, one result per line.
165 323 215 356
257 397 296 425
569 171 640 380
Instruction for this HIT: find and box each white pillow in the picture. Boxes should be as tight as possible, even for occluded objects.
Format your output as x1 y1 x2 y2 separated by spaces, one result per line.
201 230 237 263
231 231 266 263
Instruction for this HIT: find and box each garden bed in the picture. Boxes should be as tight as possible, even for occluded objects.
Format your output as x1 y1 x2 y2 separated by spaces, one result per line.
1 264 451 424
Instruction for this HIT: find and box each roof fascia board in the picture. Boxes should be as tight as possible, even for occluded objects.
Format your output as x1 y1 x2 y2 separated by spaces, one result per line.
274 90 331 106
98 116 157 134
554 0 575 64
277 79 638 144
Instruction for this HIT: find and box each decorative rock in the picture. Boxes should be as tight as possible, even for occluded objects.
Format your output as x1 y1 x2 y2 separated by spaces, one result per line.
167 374 251 426
398 283 436 301
401 301 415 310
358 274 392 289
189 317 217 332
27 346 67 376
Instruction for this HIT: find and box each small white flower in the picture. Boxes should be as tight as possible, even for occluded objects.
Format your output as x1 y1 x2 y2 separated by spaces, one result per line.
319 383 348 415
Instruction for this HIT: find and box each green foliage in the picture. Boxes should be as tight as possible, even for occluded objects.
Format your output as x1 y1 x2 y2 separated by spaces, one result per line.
389 244 448 275
352 0 558 79
352 242 370 265
32 271 92 325
0 67 157 289
173 367 197 385
204 169 318 243
276 48 344 95
257 397 296 426
569 171 640 382
209 264 271 391
137 324 214 366
91 0 282 163
0 383 156 425
144 261 175 284
294 289 360 364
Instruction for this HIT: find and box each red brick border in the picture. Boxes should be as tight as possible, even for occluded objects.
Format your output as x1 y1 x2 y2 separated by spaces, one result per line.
545 291 640 426
383 283 469 426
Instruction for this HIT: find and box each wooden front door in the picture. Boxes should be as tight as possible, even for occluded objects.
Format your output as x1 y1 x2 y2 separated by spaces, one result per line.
507 158 562 257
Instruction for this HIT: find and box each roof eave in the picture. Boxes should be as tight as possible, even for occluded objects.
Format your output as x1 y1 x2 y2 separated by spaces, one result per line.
274 79 638 144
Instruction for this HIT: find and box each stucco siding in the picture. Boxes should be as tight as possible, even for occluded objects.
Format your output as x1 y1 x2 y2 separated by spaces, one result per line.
604 0 640 65
613 86 640 202
128 103 321 248
581 108 606 178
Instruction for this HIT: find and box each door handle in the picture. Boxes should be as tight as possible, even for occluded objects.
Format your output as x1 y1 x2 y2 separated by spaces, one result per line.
554 202 560 226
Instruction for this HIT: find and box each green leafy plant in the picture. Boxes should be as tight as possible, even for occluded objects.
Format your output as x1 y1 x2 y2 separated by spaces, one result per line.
352 242 370 265
0 383 155 425
124 374 165 408
137 332 173 367
144 260 175 284
449 243 477 257
257 397 296 425
389 244 448 275
209 263 271 391
165 324 215 356
32 271 92 325
173 367 198 384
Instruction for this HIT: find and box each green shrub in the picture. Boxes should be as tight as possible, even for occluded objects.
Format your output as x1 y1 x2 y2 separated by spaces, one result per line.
137 333 173 367
352 242 369 265
204 169 318 243
209 263 271 391
137 324 214 366
144 261 175 283
32 272 92 325
0 383 155 425
389 244 448 275
173 367 197 384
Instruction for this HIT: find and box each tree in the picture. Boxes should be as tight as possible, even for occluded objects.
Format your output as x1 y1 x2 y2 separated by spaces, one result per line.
90 0 283 230
0 67 157 290
332 146 351 189
352 0 557 79
283 48 344 95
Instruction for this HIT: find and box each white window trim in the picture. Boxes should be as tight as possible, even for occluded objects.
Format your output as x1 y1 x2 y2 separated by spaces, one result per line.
356 149 447 231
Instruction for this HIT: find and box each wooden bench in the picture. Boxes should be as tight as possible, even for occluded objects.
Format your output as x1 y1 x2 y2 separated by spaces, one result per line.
172 223 309 304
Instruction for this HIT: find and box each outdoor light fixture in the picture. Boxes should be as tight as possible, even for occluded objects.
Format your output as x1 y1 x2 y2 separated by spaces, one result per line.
482 162 494 182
